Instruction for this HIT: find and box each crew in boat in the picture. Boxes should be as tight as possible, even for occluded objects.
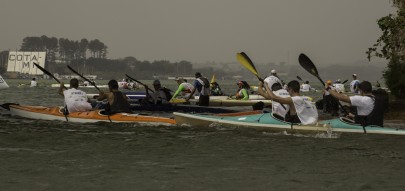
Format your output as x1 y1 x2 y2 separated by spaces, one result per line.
186 72 211 106
300 81 312 92
257 82 290 119
350 74 360 94
97 79 131 114
30 78 37 87
58 78 92 113
210 81 224 96
143 80 172 105
171 77 194 100
258 80 318 124
332 79 345 93
235 81 250 100
326 81 384 126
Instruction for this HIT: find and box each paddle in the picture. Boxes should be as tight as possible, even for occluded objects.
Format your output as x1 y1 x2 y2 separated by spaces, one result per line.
125 74 154 93
67 65 100 91
296 76 303 82
236 52 263 82
298 54 360 131
34 63 66 89
342 79 348 84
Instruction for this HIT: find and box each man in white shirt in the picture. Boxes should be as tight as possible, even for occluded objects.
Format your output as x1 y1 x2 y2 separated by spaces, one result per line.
333 79 345 93
300 81 312 92
258 80 318 125
326 81 383 126
30 78 37 87
350 74 360 93
58 78 92 113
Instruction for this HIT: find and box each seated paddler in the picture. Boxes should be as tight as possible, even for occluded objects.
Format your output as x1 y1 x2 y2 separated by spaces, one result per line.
258 80 318 125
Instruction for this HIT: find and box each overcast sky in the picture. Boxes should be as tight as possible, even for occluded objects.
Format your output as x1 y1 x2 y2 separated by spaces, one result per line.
0 0 396 66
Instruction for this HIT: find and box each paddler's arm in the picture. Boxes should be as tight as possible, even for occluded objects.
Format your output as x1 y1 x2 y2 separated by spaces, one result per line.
58 82 65 96
241 89 249 100
171 84 185 100
185 87 196 102
258 81 292 105
326 87 350 103
97 91 107 101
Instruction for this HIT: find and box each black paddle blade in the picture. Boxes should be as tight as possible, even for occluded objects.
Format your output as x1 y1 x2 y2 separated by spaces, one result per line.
342 79 348 84
240 52 258 72
296 76 303 81
298 53 319 77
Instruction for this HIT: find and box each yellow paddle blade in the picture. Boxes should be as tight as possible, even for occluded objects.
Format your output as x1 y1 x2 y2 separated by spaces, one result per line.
210 74 216 84
236 52 259 77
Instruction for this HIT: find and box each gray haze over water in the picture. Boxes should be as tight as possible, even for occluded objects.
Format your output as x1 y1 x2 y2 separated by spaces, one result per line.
0 0 395 66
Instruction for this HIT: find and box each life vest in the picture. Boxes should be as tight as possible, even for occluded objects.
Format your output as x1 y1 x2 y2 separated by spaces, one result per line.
355 93 386 127
196 77 210 96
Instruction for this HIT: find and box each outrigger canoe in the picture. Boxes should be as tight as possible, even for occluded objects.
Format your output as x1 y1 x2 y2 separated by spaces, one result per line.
173 112 405 136
8 105 176 125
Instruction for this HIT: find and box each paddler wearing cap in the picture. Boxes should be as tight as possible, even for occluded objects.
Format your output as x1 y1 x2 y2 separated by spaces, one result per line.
235 81 250 100
142 79 172 105
350 74 360 94
170 77 194 101
186 72 211 106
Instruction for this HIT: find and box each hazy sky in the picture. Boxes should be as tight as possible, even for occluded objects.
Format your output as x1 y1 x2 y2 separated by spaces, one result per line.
0 0 396 65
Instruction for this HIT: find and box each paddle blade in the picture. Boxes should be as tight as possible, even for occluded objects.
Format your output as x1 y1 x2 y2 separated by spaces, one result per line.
342 79 348 84
236 52 259 77
210 74 216 84
296 76 303 81
298 53 319 77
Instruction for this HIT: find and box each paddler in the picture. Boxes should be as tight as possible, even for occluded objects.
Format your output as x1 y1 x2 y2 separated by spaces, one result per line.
332 79 345 93
350 74 360 93
97 79 131 114
300 81 312 92
257 82 290 119
186 72 211 106
210 81 224 96
143 80 172 105
326 81 384 126
235 81 250 100
170 77 194 100
30 77 37 87
258 80 318 124
58 78 92 113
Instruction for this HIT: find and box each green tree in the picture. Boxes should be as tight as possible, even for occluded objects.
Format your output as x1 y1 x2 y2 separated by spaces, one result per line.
367 0 405 98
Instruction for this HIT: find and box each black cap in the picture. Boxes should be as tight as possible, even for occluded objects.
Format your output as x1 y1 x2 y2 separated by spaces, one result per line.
195 72 202 77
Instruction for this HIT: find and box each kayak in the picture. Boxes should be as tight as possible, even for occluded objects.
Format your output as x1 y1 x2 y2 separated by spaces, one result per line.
51 84 109 88
87 92 146 100
130 104 239 113
172 98 273 107
173 112 405 136
8 104 176 125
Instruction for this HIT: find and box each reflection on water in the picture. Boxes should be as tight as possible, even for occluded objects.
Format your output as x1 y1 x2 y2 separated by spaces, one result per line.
1 79 405 190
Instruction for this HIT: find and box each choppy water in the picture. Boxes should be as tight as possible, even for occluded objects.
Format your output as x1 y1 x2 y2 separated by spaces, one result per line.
1 79 405 191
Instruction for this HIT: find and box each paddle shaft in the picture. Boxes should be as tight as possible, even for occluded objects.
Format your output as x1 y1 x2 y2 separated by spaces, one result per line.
67 65 100 91
34 63 67 89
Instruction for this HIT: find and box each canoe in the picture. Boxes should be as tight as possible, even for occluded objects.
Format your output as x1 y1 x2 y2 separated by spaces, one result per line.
8 105 176 125
173 112 405 136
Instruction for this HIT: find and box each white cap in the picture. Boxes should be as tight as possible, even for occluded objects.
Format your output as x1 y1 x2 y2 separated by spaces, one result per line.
271 69 276 74
353 74 357 77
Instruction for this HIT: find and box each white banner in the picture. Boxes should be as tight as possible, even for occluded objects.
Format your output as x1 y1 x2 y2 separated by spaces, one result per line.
7 51 46 75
